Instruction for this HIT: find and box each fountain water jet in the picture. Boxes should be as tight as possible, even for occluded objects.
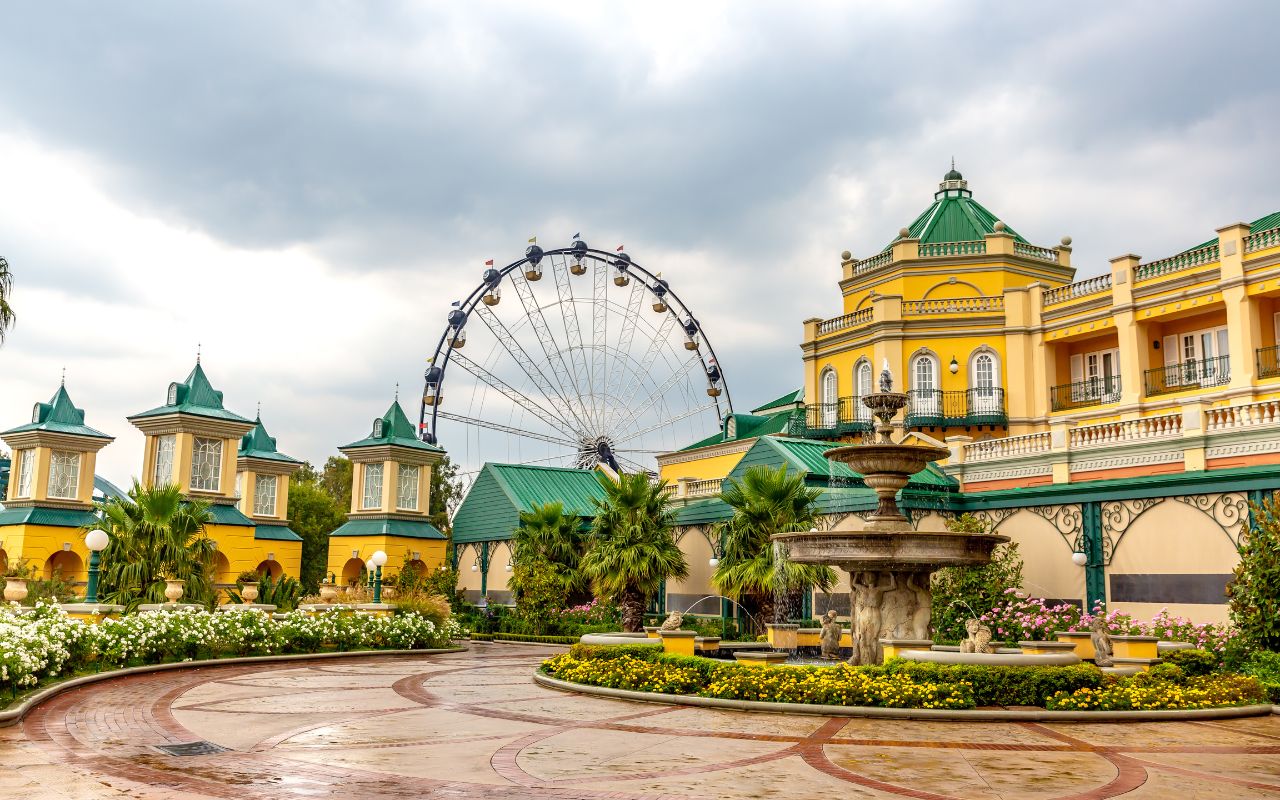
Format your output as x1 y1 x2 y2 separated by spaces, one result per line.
773 363 1008 665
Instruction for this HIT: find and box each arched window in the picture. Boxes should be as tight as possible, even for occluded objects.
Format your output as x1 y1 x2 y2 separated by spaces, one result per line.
911 354 939 415
854 361 872 421
820 368 838 427
970 351 1000 415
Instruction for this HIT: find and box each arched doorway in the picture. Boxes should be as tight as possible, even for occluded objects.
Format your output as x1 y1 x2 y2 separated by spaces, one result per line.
341 557 366 587
212 551 233 585
255 559 284 580
45 550 85 583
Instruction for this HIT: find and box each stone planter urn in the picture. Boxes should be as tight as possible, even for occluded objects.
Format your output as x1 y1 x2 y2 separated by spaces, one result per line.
3 578 29 603
382 586 396 601
240 583 260 604
164 579 186 604
319 583 340 603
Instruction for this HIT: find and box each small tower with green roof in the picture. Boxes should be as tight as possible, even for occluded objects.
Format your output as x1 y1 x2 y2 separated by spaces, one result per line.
127 361 265 586
235 414 305 579
0 382 114 583
327 399 447 586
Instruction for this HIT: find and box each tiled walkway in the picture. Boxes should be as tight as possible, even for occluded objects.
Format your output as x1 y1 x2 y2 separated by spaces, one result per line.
3 644 1280 798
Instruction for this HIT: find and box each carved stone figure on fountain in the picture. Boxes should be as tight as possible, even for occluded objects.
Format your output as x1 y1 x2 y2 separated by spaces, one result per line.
851 571 896 664
819 610 842 660
905 572 933 640
658 610 684 631
960 619 994 654
1090 616 1114 667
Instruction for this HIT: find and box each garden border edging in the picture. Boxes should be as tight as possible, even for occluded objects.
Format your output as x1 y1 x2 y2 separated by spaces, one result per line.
0 646 466 728
533 671 1276 722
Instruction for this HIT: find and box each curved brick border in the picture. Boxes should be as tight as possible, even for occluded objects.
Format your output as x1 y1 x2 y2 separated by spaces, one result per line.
0 645 466 728
534 671 1275 722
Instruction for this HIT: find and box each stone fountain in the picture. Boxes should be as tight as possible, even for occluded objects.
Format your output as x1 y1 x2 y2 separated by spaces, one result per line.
774 362 1009 665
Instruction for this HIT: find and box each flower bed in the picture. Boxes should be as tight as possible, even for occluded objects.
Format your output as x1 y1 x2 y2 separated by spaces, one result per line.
540 645 1268 712
1 603 464 700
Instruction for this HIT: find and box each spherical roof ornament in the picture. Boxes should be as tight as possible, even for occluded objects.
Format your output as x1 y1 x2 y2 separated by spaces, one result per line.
840 250 852 261
993 220 1006 232
898 227 911 239
944 167 963 180
1061 235 1073 247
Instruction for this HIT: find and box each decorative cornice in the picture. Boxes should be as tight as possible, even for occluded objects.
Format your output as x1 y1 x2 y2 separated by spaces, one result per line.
337 444 443 467
962 464 1054 483
1068 450 1183 474
131 413 253 440
0 430 112 454
235 456 303 476
657 438 756 467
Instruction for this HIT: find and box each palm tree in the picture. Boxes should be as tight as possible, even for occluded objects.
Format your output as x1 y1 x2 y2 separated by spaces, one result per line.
579 472 688 632
514 501 588 600
92 481 218 609
0 257 15 343
713 465 837 628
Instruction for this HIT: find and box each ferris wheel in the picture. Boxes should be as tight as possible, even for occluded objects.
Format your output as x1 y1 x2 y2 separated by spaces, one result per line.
420 238 732 475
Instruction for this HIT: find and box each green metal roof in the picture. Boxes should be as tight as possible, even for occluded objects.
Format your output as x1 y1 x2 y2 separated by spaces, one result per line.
127 362 252 424
207 503 254 527
2 384 112 440
751 389 803 414
679 410 795 451
886 171 1027 250
238 417 301 463
342 400 443 452
452 463 609 544
727 436 957 491
0 506 99 528
1185 210 1280 254
254 524 303 542
330 517 446 540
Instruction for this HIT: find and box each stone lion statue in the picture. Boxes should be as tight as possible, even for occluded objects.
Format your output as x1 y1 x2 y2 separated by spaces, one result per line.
959 619 994 654
658 610 685 631
1090 616 1114 667
819 610 842 660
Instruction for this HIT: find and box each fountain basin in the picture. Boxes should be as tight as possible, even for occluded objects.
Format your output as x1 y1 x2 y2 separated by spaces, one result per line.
774 529 1009 571
822 443 950 478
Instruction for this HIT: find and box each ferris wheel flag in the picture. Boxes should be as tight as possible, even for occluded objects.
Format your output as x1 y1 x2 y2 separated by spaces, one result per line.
528 235 537 244
572 232 580 239
616 244 625 252
484 259 494 266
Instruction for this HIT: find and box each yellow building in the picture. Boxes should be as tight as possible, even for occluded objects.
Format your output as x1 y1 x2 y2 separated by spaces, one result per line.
0 382 114 585
234 415 305 578
326 399 447 585
657 167 1280 623
127 361 300 584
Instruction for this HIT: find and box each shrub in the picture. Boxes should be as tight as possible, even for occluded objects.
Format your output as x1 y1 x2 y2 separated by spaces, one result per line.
1239 650 1280 703
976 591 1082 643
1230 496 1280 651
568 643 662 661
1161 648 1219 677
1046 672 1267 711
878 659 1103 707
931 525 1024 642
703 663 974 709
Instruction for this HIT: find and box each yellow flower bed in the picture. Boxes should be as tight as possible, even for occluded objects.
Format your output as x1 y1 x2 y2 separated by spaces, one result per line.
1046 673 1267 711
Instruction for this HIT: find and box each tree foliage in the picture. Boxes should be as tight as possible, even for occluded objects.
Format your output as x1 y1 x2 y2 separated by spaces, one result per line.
430 455 464 534
93 482 217 610
930 514 1024 641
512 501 587 600
288 466 347 593
1229 496 1280 651
320 456 353 512
580 472 688 632
713 465 837 627
0 256 14 343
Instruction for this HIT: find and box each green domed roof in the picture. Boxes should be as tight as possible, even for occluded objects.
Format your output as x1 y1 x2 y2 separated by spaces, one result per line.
885 170 1027 250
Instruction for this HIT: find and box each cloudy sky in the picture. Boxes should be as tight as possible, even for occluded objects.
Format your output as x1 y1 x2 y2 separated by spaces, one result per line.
1 1 1278 486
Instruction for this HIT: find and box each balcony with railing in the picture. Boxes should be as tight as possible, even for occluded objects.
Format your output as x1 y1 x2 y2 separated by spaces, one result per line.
901 296 1004 315
816 307 873 336
904 388 1007 428
1050 376 1122 412
1042 274 1112 308
788 398 873 440
1144 356 1230 397
1258 345 1280 379
1133 242 1220 282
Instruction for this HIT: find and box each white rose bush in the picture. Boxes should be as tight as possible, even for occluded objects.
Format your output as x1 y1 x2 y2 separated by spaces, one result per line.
1 602 466 700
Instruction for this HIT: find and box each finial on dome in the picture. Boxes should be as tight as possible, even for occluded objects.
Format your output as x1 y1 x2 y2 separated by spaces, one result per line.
61 366 66 386
944 158 963 181
196 342 202 364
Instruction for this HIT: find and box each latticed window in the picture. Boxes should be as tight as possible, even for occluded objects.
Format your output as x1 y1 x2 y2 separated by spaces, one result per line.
190 437 223 492
14 449 33 497
47 451 81 499
362 463 383 509
153 434 176 485
397 464 420 510
254 474 277 516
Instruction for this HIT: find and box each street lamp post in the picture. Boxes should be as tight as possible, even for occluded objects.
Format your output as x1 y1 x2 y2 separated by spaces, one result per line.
84 528 109 604
370 550 388 604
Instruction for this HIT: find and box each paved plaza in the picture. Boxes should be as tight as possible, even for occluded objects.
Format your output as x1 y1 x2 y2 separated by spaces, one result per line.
2 645 1280 799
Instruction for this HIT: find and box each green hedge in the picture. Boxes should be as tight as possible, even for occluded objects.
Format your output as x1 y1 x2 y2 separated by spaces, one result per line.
875 659 1103 707
472 632 581 645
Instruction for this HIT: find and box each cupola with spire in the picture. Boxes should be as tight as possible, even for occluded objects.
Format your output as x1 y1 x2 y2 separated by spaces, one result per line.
327 397 448 586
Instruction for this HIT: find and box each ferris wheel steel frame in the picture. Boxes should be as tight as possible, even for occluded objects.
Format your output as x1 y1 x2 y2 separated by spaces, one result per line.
419 241 733 472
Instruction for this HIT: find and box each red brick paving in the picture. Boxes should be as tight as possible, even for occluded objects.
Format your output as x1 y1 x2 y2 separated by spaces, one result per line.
0 646 1277 799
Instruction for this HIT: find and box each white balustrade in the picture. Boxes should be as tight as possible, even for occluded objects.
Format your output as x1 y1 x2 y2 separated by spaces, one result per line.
902 296 1003 315
964 432 1051 462
1245 226 1280 254
1134 243 1219 281
1068 414 1182 449
1043 274 1112 307
817 307 873 335
1014 241 1058 262
1205 399 1280 432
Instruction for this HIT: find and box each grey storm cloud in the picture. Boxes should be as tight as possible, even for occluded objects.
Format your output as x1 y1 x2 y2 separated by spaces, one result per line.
1 0 1279 481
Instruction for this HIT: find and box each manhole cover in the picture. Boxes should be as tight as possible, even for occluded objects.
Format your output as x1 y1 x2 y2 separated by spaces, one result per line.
154 741 229 756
